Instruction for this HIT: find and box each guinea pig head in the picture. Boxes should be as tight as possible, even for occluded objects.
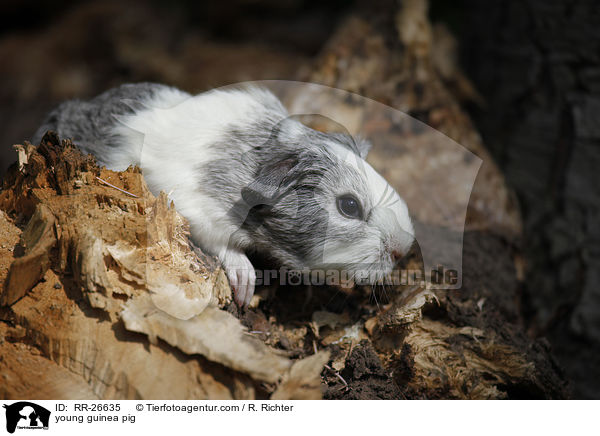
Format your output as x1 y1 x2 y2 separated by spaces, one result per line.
310 136 415 282
240 121 414 283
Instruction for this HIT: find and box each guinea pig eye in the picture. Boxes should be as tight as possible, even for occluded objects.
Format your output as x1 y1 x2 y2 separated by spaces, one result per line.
337 195 363 220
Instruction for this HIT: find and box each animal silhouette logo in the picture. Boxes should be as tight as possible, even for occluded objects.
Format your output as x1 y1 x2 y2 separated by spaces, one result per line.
2 402 50 433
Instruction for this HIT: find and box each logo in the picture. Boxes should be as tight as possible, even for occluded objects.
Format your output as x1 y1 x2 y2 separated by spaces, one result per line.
2 402 50 433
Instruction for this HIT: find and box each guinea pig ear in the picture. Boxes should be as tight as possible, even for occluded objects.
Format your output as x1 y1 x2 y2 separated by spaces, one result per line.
330 133 372 159
241 157 299 206
355 137 372 159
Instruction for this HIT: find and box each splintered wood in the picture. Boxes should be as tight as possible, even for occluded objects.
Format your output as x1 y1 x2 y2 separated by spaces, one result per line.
0 133 325 399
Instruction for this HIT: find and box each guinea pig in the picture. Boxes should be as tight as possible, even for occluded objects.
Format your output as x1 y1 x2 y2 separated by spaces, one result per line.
33 83 415 307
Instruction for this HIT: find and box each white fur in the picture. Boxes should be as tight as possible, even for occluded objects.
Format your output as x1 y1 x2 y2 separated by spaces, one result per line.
106 88 289 305
111 88 282 246
317 141 414 279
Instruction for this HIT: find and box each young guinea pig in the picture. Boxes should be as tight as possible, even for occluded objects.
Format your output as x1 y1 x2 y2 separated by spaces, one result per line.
33 83 415 307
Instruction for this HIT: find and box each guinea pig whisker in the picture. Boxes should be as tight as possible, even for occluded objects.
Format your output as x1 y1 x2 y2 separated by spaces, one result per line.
371 284 381 310
381 281 391 303
374 184 391 209
380 282 389 304
325 285 351 312
380 185 400 209
384 196 401 209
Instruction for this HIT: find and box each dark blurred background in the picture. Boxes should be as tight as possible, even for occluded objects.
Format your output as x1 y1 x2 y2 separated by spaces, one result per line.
0 0 356 176
460 0 600 399
1 0 598 398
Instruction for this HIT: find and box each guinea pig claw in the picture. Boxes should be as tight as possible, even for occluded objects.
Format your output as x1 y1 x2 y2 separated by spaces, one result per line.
244 268 256 307
228 272 242 306
231 268 256 308
220 250 256 308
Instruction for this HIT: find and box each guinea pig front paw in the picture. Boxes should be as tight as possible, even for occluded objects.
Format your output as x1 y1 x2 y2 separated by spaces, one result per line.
219 249 256 307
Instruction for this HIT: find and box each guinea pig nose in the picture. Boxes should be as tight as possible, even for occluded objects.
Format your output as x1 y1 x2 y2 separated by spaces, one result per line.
391 250 402 263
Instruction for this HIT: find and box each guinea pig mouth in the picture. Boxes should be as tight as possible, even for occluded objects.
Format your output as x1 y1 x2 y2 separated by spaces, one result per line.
386 238 417 265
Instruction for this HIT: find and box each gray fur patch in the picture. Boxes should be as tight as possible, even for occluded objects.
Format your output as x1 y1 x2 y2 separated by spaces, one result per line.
32 82 185 165
198 115 372 269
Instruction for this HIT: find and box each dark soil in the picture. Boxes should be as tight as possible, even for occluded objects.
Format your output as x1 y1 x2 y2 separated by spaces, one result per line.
324 340 403 400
